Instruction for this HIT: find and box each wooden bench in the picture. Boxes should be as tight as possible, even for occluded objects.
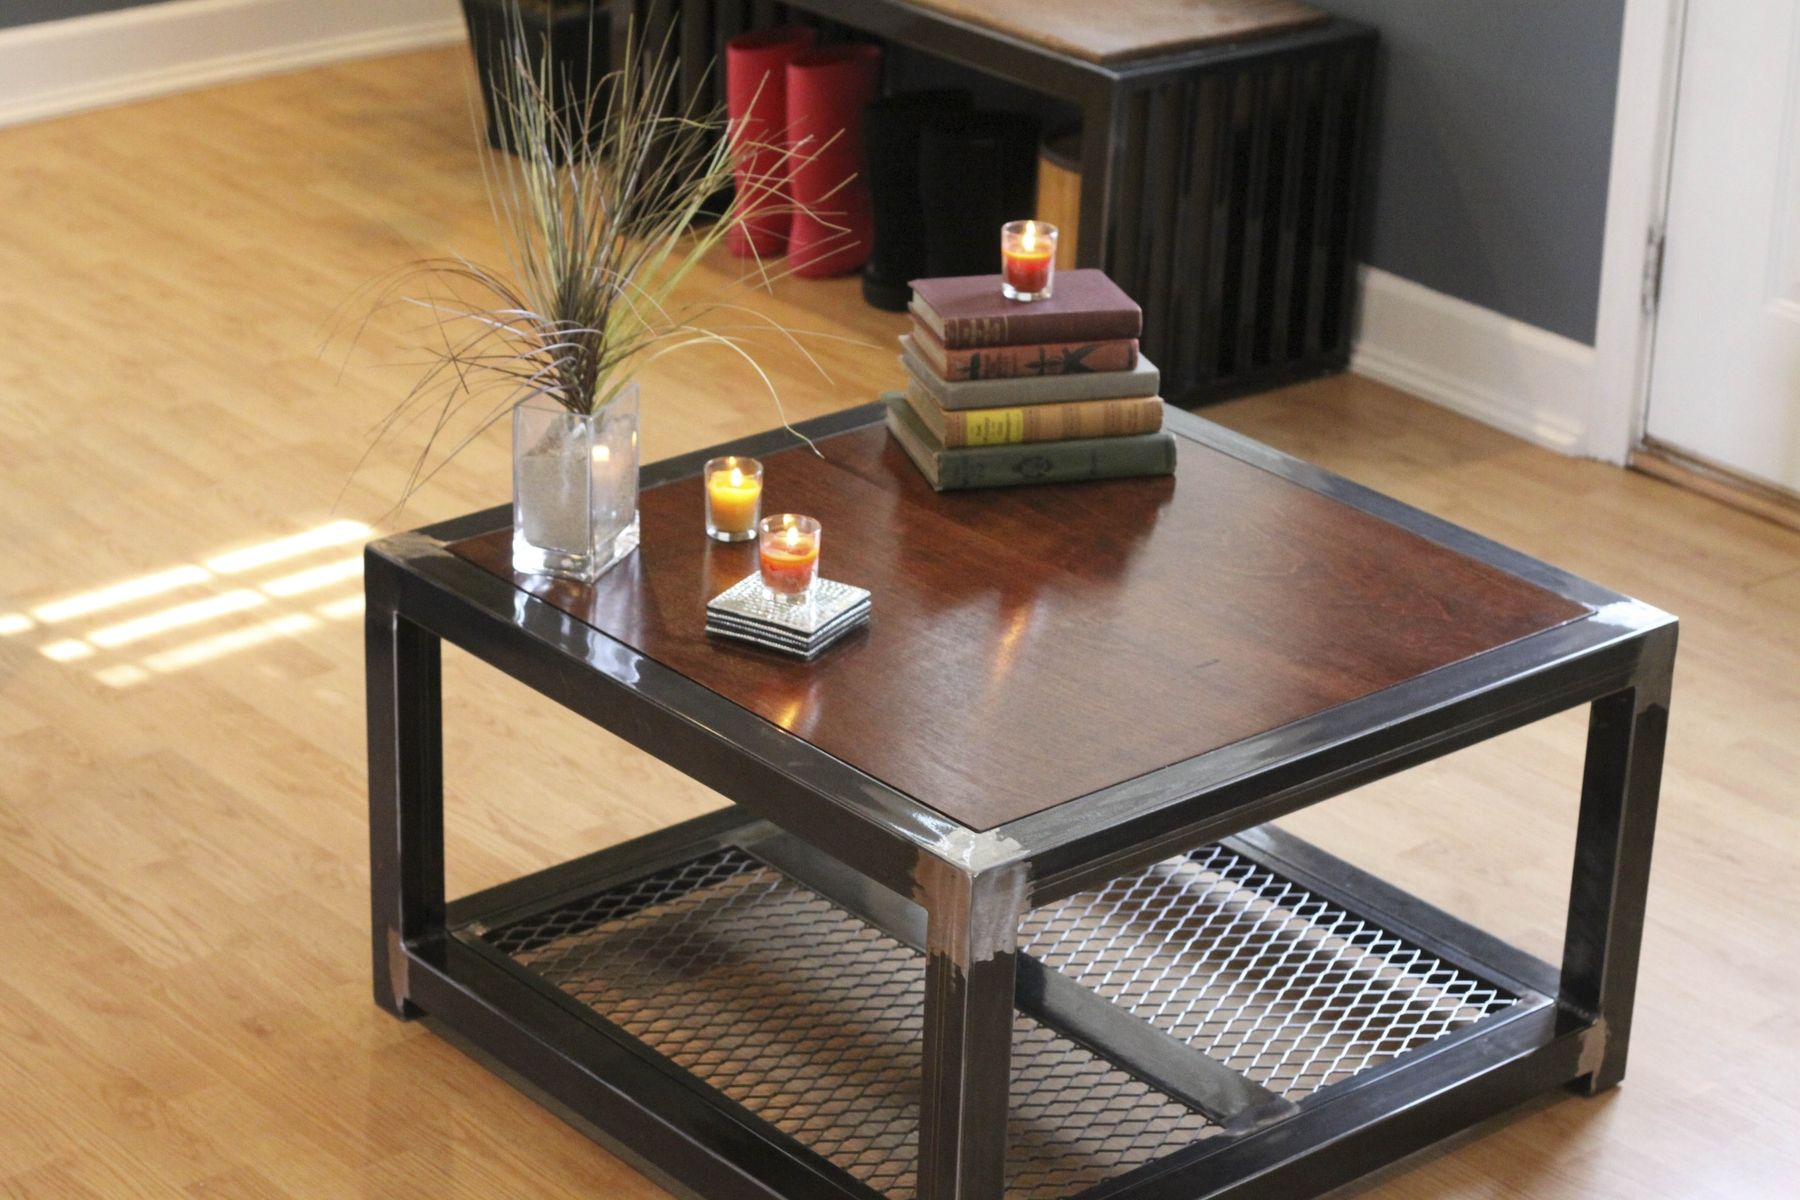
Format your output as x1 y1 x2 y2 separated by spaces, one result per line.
621 0 1375 406
900 0 1327 64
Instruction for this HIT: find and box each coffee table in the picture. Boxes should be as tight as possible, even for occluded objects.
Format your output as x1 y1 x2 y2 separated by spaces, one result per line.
365 402 1674 1200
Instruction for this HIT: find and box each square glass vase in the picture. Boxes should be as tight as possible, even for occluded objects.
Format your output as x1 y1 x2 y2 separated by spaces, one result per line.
511 384 640 583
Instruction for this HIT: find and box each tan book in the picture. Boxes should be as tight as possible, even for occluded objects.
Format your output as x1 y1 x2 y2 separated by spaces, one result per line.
884 393 1177 490
903 377 1164 448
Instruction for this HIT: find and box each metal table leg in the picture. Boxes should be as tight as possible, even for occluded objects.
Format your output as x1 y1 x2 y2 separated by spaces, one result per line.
917 858 1027 1200
366 561 446 1020
1559 624 1677 1093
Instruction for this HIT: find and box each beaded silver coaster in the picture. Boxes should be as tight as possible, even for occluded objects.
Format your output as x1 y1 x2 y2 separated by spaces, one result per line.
706 574 872 660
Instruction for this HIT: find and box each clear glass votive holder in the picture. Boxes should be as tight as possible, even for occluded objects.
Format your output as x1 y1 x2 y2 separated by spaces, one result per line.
704 456 763 542
758 514 821 603
1001 219 1058 302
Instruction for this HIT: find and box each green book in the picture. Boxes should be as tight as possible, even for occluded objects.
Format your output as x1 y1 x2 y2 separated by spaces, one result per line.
883 392 1177 491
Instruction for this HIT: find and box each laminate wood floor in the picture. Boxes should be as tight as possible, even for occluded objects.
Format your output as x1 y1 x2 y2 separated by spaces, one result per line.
1 47 1794 1200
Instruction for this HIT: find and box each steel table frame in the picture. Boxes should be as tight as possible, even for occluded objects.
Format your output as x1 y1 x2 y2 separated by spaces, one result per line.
366 402 1675 1200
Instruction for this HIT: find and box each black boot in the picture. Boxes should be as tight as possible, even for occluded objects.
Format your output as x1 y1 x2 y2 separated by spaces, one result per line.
860 90 973 311
917 110 1043 279
460 0 608 157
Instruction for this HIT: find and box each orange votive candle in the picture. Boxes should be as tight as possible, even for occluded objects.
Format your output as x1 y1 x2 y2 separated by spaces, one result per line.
1001 220 1058 300
758 514 821 599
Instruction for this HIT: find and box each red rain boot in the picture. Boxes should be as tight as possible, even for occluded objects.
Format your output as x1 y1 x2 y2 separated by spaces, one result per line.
725 26 817 258
785 43 883 278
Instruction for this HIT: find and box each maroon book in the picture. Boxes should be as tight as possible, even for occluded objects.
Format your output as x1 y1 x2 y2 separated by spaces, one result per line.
909 269 1142 349
908 318 1139 380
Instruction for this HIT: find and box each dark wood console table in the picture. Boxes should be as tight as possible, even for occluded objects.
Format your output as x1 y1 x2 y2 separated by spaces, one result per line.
617 0 1376 406
366 403 1674 1200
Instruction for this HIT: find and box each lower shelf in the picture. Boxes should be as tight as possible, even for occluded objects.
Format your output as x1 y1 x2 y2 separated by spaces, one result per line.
1021 844 1521 1098
455 828 1543 1200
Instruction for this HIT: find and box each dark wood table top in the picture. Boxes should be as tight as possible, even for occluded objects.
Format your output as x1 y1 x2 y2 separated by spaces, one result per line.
450 416 1588 832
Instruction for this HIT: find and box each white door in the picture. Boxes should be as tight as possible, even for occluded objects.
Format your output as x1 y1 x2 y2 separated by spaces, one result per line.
1646 0 1800 492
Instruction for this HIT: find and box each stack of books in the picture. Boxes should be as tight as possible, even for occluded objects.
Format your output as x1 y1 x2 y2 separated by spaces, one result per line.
884 268 1177 491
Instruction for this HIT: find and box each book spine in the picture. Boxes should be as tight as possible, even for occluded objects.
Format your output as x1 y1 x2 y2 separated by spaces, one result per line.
940 395 1164 448
903 339 1159 408
936 432 1178 490
928 334 1140 381
883 396 945 488
939 309 1142 349
900 379 950 443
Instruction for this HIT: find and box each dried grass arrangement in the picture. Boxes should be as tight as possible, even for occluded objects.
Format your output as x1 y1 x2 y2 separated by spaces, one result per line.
355 9 844 505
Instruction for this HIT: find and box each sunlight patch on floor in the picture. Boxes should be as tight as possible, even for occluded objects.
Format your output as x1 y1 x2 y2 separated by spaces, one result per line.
142 613 323 673
205 520 369 574
4 520 374 687
314 594 366 620
261 556 364 597
31 564 213 624
87 589 267 648
40 638 95 662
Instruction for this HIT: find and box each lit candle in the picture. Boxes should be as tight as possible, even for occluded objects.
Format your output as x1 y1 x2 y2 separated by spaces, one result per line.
704 456 763 541
758 513 821 601
1001 220 1058 301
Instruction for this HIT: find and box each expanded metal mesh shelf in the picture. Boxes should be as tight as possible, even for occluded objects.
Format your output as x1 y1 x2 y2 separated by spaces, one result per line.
1020 845 1520 1098
473 842 1521 1200
482 851 1214 1200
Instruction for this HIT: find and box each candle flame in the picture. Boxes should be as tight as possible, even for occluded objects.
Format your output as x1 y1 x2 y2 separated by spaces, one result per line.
1021 222 1037 251
784 526 801 549
728 466 744 487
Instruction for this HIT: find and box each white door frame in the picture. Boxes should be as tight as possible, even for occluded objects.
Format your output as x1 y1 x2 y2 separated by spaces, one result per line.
1587 0 1688 464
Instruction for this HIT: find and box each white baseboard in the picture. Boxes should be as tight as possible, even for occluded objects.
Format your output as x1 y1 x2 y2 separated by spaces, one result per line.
1350 267 1598 457
0 0 465 128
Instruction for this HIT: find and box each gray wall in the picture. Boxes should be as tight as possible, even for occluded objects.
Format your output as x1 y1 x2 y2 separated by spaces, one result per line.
0 1 173 29
1313 0 1626 344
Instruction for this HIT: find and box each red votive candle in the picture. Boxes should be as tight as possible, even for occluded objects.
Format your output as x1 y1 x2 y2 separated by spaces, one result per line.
1001 220 1058 301
758 514 821 601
